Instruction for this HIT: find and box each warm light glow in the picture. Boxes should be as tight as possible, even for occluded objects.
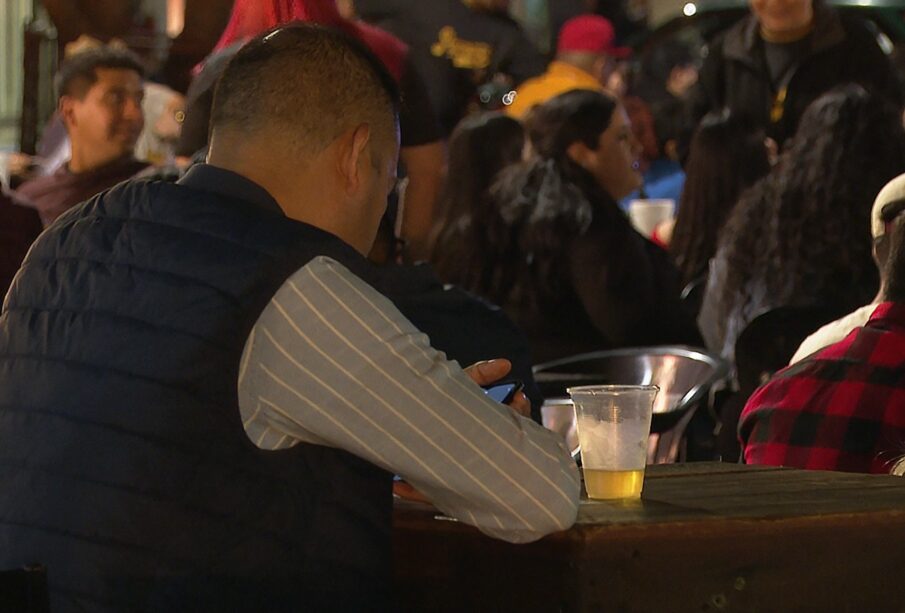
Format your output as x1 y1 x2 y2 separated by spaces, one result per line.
167 0 185 37
683 3 697 17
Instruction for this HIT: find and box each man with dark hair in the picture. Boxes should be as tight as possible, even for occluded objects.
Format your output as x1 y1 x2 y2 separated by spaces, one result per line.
16 47 149 226
739 206 905 474
0 24 578 611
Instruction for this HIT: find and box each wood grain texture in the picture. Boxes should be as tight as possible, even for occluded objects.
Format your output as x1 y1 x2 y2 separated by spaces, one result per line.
394 463 905 612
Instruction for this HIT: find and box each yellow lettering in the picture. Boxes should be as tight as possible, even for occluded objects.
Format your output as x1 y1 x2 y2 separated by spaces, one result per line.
429 26 492 71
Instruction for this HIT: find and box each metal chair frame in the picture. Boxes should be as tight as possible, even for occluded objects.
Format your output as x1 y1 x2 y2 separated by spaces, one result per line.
536 346 729 463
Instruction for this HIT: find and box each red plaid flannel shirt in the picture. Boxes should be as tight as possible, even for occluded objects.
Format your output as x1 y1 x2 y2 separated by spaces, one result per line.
739 302 905 474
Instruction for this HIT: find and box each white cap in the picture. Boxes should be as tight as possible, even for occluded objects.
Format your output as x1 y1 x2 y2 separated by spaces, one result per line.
871 173 905 239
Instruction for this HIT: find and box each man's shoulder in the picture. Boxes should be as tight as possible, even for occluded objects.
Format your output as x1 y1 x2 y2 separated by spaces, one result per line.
791 304 876 364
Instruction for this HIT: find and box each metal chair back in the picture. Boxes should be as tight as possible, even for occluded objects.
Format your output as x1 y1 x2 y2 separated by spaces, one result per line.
536 346 729 463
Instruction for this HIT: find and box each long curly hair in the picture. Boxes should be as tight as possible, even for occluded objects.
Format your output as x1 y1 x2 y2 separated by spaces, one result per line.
670 110 770 286
429 112 525 299
710 85 905 340
490 89 628 312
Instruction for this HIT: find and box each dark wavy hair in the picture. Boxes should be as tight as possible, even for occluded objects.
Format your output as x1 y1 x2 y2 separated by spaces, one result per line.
429 112 525 297
670 110 770 286
490 89 627 311
710 85 905 339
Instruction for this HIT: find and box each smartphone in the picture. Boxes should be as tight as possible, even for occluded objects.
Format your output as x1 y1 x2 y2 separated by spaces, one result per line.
482 380 524 404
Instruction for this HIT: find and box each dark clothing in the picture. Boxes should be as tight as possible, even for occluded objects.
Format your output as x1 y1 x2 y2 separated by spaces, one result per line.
374 262 543 417
356 0 546 134
0 165 393 611
502 182 702 365
15 156 149 227
0 191 42 298
176 42 440 157
689 1 903 145
739 302 905 474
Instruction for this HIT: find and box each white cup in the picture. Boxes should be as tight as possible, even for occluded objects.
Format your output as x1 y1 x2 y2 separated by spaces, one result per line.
629 199 675 238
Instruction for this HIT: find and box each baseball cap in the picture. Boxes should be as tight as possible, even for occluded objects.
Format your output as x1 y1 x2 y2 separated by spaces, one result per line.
871 173 905 239
557 15 632 59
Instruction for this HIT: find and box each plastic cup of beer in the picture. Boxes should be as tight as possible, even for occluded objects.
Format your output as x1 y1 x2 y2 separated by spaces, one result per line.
567 385 658 500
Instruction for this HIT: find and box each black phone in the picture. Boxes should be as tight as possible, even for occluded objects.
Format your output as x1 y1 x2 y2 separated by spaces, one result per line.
482 380 524 404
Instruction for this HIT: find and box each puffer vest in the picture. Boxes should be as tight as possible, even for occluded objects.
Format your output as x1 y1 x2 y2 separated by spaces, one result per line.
0 167 393 612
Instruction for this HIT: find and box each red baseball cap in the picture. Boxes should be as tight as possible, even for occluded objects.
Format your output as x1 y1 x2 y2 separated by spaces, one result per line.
557 15 632 58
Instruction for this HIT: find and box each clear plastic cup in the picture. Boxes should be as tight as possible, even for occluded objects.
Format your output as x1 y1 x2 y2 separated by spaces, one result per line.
567 385 658 500
628 199 675 237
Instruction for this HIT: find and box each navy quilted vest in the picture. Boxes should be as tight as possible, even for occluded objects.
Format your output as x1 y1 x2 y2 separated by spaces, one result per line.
0 167 393 612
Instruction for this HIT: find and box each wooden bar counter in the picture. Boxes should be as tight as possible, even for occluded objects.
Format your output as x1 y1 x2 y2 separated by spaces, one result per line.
393 463 905 612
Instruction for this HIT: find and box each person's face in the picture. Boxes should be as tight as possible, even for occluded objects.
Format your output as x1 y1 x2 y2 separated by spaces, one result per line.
581 107 643 200
62 68 144 165
750 0 814 35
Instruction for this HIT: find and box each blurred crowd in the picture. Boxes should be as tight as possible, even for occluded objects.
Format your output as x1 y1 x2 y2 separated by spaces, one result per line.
3 0 905 605
5 0 905 469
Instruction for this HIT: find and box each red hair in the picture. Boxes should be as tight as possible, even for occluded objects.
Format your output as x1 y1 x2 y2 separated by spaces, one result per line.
211 0 406 81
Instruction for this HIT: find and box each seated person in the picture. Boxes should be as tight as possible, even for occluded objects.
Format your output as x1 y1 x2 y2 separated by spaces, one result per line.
791 172 905 363
739 213 905 474
698 85 905 367
0 190 42 296
0 25 578 611
15 47 149 227
669 110 770 289
491 89 701 364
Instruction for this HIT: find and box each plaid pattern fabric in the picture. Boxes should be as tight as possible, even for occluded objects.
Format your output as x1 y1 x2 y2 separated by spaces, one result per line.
739 302 905 474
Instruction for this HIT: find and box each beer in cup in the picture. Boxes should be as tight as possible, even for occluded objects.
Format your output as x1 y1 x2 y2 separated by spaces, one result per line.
567 385 658 500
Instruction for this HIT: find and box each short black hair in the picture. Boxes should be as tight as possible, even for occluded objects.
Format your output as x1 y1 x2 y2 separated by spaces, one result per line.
211 22 400 155
55 47 146 100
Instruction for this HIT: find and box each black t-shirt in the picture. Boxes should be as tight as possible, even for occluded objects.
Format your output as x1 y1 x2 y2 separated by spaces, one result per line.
761 36 810 89
356 0 546 134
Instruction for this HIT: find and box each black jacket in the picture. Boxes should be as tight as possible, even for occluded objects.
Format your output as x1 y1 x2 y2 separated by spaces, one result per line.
689 1 903 145
500 176 702 365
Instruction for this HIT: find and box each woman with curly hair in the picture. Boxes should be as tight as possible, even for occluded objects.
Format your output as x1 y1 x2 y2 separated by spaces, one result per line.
698 84 905 364
489 89 701 363
670 110 771 291
430 112 526 299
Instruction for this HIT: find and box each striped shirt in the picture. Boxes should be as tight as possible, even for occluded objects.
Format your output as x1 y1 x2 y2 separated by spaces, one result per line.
237 256 580 543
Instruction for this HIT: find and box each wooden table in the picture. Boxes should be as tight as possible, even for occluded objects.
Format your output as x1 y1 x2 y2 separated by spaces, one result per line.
393 463 905 612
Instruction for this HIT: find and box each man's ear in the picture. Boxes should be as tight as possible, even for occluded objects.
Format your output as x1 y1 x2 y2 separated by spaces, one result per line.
59 96 77 130
338 123 372 196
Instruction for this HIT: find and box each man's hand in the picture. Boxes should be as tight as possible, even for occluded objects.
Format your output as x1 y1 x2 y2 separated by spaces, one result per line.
394 359 532 505
465 359 531 418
